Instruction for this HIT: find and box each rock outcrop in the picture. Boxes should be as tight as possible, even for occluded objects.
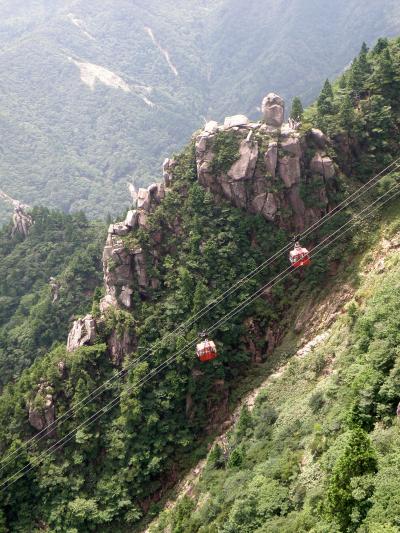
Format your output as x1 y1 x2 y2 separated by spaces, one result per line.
28 382 56 434
100 181 166 313
195 93 338 232
261 92 284 128
67 314 97 352
12 204 33 238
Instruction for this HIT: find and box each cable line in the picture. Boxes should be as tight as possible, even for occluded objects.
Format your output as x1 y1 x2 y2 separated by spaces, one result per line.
1 159 399 474
2 180 399 492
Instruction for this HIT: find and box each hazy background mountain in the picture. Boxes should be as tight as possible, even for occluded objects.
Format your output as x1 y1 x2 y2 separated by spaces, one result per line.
0 0 400 224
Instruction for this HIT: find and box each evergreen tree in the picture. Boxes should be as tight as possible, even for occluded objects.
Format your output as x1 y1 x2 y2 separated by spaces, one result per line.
290 96 304 120
368 47 400 111
317 79 334 116
339 93 357 131
347 58 364 101
324 428 377 531
358 42 370 75
372 37 389 55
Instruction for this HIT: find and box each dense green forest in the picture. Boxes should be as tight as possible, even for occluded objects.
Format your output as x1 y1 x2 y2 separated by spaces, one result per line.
1 0 400 223
0 208 105 387
153 212 400 532
0 37 399 533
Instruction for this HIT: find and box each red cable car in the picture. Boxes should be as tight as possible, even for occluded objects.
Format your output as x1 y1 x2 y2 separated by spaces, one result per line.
289 241 311 268
196 334 218 362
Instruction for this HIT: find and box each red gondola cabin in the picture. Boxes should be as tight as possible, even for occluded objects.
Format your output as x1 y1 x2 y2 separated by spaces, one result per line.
196 338 218 362
289 242 311 268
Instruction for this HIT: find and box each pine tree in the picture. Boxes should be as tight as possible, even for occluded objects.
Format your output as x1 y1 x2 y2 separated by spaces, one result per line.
372 37 389 56
358 42 370 75
338 93 357 131
290 96 303 120
317 79 334 116
370 47 399 104
347 58 363 101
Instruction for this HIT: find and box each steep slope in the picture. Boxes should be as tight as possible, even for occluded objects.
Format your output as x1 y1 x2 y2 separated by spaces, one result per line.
0 38 399 532
1 0 400 224
0 208 105 387
150 221 400 533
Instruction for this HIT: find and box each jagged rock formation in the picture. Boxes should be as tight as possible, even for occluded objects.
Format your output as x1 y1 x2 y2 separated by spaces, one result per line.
195 93 337 232
49 277 60 303
262 92 285 127
67 93 337 368
0 190 33 238
100 182 165 313
66 314 97 352
12 204 33 238
28 382 55 434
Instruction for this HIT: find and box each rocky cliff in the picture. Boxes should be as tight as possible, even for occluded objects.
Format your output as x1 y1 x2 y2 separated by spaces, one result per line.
65 92 339 370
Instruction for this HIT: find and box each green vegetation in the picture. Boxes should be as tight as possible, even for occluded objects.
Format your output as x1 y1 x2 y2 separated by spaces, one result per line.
0 208 105 387
210 132 241 175
1 0 400 223
152 219 400 532
290 97 304 120
307 38 400 178
1 33 400 533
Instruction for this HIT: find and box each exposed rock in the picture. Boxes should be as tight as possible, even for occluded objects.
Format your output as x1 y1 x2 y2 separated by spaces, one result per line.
278 155 301 187
58 361 66 378
224 114 249 128
133 248 148 293
310 152 335 179
109 222 130 236
100 294 118 313
125 210 138 228
120 286 134 308
162 158 175 187
49 277 60 303
28 391 55 433
309 128 328 148
12 204 33 238
261 93 284 128
227 140 258 180
264 142 278 178
137 188 151 210
67 314 97 352
204 120 218 134
281 135 301 157
252 192 278 221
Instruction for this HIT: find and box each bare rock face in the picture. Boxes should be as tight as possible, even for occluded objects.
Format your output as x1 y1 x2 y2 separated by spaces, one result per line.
252 192 278 221
162 158 176 187
101 232 134 310
224 115 249 128
194 105 338 233
133 248 148 294
278 155 301 188
49 277 60 303
310 152 335 179
12 204 33 238
281 135 301 157
227 140 258 180
125 210 138 228
204 120 218 134
67 314 97 352
264 142 278 178
28 383 56 434
261 93 284 128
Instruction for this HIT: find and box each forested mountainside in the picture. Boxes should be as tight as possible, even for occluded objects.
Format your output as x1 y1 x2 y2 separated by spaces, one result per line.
0 209 105 387
1 0 400 224
0 37 399 532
